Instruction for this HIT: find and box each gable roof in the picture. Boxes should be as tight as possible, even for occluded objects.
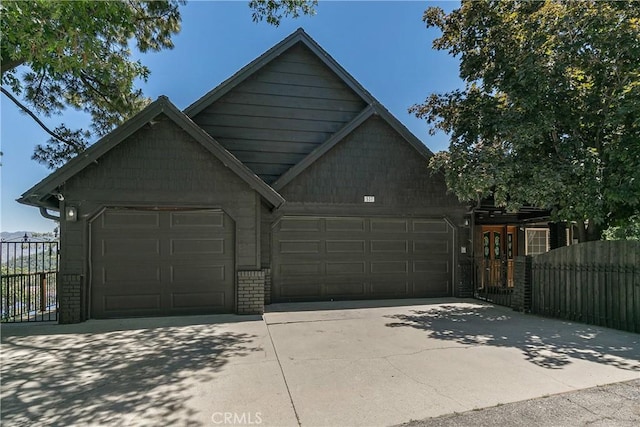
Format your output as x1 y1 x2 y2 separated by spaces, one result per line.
184 28 435 191
184 28 376 117
18 96 285 209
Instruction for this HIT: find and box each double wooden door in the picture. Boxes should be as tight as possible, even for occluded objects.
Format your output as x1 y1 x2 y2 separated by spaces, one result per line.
479 225 517 288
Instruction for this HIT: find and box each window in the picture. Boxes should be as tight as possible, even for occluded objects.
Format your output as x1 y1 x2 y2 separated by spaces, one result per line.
525 228 549 255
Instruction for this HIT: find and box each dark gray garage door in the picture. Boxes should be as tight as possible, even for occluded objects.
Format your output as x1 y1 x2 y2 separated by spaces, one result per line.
272 216 454 302
91 208 234 318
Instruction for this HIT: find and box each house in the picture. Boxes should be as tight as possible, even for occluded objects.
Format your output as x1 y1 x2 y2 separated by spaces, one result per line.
19 29 469 323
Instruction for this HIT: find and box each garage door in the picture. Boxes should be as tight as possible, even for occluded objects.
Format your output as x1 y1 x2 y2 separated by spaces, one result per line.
91 208 234 318
272 216 454 302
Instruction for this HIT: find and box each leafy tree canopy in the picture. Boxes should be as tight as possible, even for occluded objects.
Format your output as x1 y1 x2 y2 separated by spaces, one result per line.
1 0 316 169
411 0 640 241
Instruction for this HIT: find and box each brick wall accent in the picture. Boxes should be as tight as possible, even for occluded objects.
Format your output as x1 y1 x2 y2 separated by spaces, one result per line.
59 274 83 324
237 270 265 315
513 256 532 312
457 257 474 298
262 268 272 305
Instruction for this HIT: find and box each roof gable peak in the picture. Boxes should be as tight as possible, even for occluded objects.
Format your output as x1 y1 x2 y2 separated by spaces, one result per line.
184 28 377 118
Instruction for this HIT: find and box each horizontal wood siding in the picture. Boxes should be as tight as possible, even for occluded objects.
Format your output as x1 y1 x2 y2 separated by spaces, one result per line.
530 241 640 333
193 42 367 184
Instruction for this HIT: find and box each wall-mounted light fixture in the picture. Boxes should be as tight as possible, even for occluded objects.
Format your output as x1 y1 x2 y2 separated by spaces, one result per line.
463 218 470 227
65 206 78 222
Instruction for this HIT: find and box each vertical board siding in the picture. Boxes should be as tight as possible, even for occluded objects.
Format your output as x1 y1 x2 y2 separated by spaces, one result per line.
530 241 639 333
192 43 367 184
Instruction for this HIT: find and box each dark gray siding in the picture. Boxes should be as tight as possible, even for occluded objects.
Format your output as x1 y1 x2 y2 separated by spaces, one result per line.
60 115 262 311
279 116 465 217
192 42 368 184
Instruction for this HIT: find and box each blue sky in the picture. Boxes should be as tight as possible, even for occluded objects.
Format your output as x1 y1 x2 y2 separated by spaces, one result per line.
1 1 462 233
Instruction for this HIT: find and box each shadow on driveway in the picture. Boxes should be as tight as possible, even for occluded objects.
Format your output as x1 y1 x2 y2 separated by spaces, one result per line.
385 302 640 371
1 316 260 426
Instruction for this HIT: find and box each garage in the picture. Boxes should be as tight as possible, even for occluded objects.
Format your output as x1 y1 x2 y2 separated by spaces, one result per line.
272 216 454 302
90 208 235 318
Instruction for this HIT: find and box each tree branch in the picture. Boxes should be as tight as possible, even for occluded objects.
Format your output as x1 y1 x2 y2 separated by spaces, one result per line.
0 86 84 150
0 58 26 74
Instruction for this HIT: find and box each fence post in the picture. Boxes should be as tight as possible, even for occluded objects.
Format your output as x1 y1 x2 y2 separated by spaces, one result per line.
40 273 46 312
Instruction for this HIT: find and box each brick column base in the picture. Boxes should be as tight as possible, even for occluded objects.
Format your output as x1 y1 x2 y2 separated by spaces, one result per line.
262 268 272 305
513 256 532 312
59 274 83 324
237 271 265 315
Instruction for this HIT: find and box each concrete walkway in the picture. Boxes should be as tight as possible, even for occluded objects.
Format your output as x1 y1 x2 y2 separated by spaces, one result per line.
2 299 639 426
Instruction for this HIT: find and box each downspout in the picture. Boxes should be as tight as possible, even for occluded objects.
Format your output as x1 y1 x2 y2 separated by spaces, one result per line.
39 207 60 221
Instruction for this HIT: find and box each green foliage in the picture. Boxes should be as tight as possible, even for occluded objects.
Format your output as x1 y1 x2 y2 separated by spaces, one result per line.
1 0 183 168
249 0 317 26
603 215 640 241
412 1 640 241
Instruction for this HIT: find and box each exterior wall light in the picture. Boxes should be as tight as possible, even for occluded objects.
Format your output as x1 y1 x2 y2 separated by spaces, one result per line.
65 206 78 222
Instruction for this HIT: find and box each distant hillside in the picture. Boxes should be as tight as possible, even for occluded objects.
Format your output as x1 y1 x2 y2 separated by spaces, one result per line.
1 231 57 242
1 232 59 267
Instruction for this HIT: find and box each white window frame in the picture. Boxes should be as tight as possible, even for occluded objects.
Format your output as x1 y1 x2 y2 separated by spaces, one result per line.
525 228 550 255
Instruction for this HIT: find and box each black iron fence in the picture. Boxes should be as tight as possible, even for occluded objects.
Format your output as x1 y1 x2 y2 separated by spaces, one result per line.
1 241 59 322
472 256 514 307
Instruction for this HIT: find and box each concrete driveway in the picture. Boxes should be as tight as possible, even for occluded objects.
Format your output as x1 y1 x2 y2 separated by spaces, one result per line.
2 299 639 426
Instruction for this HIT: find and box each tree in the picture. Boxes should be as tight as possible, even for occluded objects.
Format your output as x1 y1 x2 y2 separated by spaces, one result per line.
1 0 316 169
411 1 640 242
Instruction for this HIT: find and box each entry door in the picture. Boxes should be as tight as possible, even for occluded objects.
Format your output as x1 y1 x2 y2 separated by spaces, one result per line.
480 226 517 287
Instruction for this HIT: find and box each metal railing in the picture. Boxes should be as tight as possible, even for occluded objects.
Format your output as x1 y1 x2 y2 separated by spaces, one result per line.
473 256 514 307
1 241 59 322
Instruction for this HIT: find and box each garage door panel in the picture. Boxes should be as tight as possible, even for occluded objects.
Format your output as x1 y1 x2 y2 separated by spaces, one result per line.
326 240 365 253
101 210 160 228
279 217 321 231
280 263 321 275
279 240 321 254
100 264 161 283
171 238 225 255
370 219 408 233
104 294 161 312
91 208 234 318
171 265 227 282
371 261 409 274
273 216 453 302
280 283 322 297
325 218 365 232
101 239 160 256
326 262 365 275
370 240 408 253
170 211 225 227
171 292 226 309
324 282 366 296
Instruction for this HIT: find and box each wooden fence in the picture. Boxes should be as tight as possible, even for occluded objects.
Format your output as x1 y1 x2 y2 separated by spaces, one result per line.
530 241 639 333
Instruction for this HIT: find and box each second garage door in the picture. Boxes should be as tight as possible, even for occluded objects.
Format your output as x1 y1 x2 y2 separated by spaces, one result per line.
91 208 235 318
272 216 454 302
